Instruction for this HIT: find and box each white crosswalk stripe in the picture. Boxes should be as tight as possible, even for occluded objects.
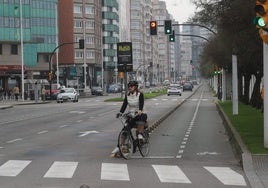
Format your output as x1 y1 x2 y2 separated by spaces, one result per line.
101 163 129 181
152 165 191 183
0 160 31 177
204 166 247 186
43 161 78 178
0 160 247 186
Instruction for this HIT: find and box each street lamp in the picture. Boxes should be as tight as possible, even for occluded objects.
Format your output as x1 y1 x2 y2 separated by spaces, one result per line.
19 0 24 101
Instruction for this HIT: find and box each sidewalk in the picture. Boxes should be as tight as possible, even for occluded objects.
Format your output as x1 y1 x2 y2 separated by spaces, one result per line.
0 99 49 109
217 103 268 188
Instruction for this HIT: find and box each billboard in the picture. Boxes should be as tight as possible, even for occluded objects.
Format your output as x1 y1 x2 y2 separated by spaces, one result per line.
117 42 133 72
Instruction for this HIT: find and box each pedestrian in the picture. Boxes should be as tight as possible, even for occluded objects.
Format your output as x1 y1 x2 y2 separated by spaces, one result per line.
13 85 20 101
41 86 46 101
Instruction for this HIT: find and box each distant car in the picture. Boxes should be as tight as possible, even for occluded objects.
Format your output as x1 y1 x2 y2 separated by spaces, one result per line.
91 86 103 96
57 88 79 103
183 83 193 91
167 84 182 96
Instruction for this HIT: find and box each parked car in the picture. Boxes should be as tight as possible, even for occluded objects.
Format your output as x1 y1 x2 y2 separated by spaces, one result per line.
44 83 60 100
167 84 182 96
91 86 103 95
57 87 79 103
183 83 193 91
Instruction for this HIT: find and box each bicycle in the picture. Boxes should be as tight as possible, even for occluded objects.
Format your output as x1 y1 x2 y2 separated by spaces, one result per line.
116 112 150 159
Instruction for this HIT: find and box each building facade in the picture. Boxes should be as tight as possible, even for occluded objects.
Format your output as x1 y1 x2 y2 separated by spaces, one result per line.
0 0 58 97
58 0 102 89
102 0 119 88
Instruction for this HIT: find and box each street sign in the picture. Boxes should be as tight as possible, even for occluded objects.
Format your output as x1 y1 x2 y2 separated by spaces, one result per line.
117 42 133 72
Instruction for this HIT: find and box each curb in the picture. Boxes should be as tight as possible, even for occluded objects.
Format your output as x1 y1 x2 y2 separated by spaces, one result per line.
216 103 265 188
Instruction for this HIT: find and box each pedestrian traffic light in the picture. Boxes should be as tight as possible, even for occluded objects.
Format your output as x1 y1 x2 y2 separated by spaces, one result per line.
150 21 157 35
48 71 53 81
164 20 172 34
169 30 175 42
79 39 85 49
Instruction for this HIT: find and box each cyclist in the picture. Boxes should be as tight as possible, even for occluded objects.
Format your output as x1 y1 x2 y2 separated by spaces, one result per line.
117 80 147 140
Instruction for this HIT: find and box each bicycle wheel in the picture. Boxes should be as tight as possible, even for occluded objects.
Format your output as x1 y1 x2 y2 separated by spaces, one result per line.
118 130 134 159
138 130 150 157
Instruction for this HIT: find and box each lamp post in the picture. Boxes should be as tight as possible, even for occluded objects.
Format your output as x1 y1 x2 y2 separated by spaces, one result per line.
19 0 24 101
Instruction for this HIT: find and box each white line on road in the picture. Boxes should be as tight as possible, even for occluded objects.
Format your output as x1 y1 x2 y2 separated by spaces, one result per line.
37 130 48 134
0 160 31 177
6 138 23 144
152 165 191 183
101 163 130 181
204 166 247 186
44 161 78 178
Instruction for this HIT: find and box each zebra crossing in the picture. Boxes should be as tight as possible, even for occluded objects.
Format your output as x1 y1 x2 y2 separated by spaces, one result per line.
0 160 247 186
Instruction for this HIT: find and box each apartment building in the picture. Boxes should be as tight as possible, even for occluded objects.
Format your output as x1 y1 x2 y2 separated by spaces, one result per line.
102 0 119 87
58 0 102 88
130 0 153 84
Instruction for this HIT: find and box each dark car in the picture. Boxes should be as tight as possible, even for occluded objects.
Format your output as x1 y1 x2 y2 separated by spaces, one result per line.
183 83 193 91
91 86 103 95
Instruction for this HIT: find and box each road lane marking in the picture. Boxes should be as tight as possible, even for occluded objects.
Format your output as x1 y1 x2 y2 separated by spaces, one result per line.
37 130 48 134
101 163 129 181
0 160 31 177
204 166 247 186
152 165 191 183
44 161 78 178
78 130 99 137
6 138 23 144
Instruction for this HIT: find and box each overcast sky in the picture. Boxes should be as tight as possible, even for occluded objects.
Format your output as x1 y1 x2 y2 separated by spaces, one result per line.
163 0 197 23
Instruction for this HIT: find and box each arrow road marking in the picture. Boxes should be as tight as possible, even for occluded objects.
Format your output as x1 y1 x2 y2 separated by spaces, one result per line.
78 130 99 137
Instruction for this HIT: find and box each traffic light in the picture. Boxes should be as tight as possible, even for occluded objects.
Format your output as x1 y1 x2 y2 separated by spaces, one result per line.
79 39 85 49
48 71 53 81
150 21 157 35
169 30 175 42
254 0 268 44
254 0 268 30
164 20 172 34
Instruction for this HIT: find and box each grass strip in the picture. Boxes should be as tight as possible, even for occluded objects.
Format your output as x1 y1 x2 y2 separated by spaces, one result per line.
219 101 268 154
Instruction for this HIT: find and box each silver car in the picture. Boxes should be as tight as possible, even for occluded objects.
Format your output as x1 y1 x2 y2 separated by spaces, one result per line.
167 84 182 96
57 88 79 103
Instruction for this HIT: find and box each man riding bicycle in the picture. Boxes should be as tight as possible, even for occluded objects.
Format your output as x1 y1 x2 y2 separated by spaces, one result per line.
117 80 147 140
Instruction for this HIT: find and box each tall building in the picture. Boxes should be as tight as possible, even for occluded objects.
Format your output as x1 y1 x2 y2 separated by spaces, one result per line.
0 0 58 96
152 0 170 83
130 0 153 84
58 0 102 88
102 0 119 87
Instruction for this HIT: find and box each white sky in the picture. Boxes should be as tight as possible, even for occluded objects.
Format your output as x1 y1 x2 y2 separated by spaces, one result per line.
163 0 196 23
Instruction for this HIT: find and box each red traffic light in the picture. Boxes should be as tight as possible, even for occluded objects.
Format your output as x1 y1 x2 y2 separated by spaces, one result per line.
150 21 157 35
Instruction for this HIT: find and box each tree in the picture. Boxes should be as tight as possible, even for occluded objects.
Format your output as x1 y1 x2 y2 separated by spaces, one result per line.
192 0 263 107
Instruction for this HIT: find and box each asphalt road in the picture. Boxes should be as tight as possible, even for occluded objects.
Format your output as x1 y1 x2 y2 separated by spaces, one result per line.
0 84 250 188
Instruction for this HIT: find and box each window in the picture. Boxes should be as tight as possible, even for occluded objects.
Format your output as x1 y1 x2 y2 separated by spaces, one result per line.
74 5 82 13
85 21 94 29
86 50 95 59
85 6 94 14
74 20 83 28
11 44 18 55
75 51 83 59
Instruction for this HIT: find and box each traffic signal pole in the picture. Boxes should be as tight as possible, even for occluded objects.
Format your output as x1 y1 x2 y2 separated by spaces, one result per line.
264 42 268 148
48 42 77 99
